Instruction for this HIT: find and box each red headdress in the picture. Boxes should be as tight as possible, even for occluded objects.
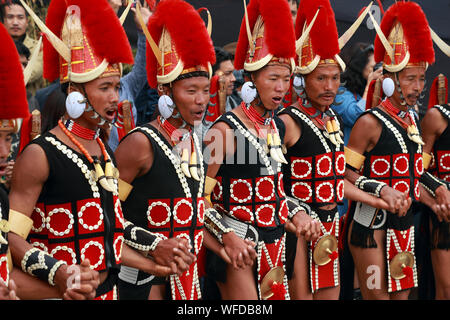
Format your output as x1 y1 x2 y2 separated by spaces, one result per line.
0 23 29 130
234 0 296 73
295 0 344 74
373 1 434 72
145 0 216 88
20 0 133 84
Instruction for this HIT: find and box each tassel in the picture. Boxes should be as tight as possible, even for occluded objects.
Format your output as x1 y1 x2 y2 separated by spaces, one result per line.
328 250 339 261
268 281 286 300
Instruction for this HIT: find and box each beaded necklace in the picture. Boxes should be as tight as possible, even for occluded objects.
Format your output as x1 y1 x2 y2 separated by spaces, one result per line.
58 120 117 193
240 102 287 164
65 119 100 140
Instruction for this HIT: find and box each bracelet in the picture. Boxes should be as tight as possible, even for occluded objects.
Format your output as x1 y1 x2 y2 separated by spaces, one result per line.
285 196 310 219
123 221 161 252
355 176 387 197
419 172 448 197
204 208 233 244
21 248 67 286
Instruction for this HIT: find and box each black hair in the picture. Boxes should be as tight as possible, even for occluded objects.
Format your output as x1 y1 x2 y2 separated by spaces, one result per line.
41 88 66 133
14 40 30 59
340 42 374 97
0 0 27 22
212 46 233 75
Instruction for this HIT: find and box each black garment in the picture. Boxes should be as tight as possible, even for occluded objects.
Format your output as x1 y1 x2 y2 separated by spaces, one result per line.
26 132 123 285
0 184 9 285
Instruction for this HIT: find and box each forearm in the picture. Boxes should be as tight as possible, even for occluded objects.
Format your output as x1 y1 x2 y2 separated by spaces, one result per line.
10 267 61 300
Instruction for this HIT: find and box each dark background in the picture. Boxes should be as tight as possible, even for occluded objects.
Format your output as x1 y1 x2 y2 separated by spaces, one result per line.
122 0 450 116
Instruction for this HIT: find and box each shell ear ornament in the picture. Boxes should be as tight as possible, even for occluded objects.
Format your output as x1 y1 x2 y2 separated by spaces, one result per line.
66 91 87 119
241 81 258 104
292 75 305 95
158 95 175 119
382 78 395 97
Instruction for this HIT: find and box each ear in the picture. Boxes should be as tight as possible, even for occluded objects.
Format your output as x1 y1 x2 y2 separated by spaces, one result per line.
157 84 172 97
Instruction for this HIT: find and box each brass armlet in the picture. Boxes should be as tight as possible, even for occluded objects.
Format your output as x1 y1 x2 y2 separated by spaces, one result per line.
344 146 365 170
423 152 432 170
8 209 33 239
118 178 133 202
204 176 217 196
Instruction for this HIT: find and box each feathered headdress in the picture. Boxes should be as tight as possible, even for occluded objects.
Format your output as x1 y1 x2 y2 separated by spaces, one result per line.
144 0 215 88
294 0 372 75
19 0 133 83
372 1 434 72
234 0 296 73
0 23 29 130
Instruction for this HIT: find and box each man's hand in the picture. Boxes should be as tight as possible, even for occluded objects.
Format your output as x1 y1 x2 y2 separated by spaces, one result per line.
222 232 256 270
432 186 450 223
149 238 196 276
0 279 19 300
286 211 321 242
62 259 99 300
379 187 411 217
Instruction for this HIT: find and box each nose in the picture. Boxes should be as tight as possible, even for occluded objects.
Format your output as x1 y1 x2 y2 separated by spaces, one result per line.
195 91 209 106
0 140 9 161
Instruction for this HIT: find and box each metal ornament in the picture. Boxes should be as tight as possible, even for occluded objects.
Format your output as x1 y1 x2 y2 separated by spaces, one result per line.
260 266 285 300
313 234 338 266
390 251 415 280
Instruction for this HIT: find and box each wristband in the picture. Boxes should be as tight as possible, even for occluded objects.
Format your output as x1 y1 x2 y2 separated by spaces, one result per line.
21 248 67 286
355 176 387 197
123 221 161 252
204 208 233 244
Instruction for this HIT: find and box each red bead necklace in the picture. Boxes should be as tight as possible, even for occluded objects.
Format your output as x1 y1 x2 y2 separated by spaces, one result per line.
241 102 277 138
58 120 109 163
64 119 99 140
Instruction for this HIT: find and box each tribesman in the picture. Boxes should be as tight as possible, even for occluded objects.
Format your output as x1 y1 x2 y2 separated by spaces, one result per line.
114 0 238 300
7 0 172 300
420 72 450 299
278 0 390 300
344 1 450 299
203 0 320 300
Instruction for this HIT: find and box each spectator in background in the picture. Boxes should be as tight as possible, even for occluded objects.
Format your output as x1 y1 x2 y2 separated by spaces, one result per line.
331 43 382 218
107 1 152 151
288 0 298 23
332 43 382 145
14 40 39 112
1 0 43 95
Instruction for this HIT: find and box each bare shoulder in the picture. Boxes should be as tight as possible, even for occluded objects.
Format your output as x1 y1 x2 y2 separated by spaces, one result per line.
421 106 447 129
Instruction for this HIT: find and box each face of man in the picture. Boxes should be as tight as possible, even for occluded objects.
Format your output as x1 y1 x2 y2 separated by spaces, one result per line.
304 65 341 110
252 64 291 111
0 129 13 176
169 76 210 126
75 75 120 127
3 4 28 40
388 66 426 107
216 60 236 96
289 0 298 23
19 54 28 70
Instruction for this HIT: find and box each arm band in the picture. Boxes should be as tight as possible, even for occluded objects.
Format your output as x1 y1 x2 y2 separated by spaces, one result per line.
285 196 310 219
123 221 162 252
355 176 387 198
204 208 233 244
118 178 133 202
419 171 448 197
21 247 67 286
8 209 33 239
344 146 365 171
204 176 218 206
423 152 432 170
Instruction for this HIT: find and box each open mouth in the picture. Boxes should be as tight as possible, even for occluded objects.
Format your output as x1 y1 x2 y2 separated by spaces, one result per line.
105 109 117 121
272 96 283 105
0 163 7 176
192 109 205 120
